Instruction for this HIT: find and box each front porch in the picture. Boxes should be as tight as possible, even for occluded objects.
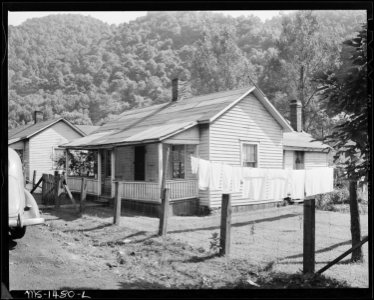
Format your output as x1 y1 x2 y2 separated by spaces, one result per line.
64 141 200 215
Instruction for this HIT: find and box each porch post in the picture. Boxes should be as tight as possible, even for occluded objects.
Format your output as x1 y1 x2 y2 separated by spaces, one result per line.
111 148 116 197
97 150 102 196
65 149 69 176
158 143 163 192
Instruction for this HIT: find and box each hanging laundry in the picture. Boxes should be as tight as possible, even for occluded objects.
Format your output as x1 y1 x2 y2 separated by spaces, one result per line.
222 164 233 193
231 166 243 192
242 168 268 200
197 158 211 190
266 169 289 200
209 162 223 190
191 156 199 174
305 167 334 197
286 169 306 199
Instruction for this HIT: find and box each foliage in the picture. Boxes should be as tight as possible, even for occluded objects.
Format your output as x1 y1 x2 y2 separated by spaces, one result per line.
8 11 366 132
258 11 343 136
209 232 221 253
316 24 369 181
62 150 97 177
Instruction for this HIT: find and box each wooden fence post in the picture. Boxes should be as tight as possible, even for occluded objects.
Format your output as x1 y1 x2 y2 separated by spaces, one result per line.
113 181 122 225
303 198 315 274
54 171 61 209
41 174 47 205
220 193 232 256
158 188 170 236
80 177 88 214
32 170 36 188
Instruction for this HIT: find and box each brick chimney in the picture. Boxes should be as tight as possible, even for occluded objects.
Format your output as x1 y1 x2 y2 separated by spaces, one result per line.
289 100 302 132
34 111 43 124
172 78 178 102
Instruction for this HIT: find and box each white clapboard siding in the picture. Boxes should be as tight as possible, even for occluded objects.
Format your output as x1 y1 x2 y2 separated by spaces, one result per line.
208 93 283 208
24 141 30 179
283 150 294 169
305 152 329 169
29 121 82 178
198 124 210 206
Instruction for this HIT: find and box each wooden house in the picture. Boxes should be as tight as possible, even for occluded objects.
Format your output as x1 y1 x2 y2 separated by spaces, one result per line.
8 113 88 183
61 80 330 215
283 100 330 170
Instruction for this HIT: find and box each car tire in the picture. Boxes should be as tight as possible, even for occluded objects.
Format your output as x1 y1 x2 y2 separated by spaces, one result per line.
9 226 26 239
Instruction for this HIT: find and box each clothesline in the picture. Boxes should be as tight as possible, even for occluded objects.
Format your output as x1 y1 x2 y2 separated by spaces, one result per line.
191 157 334 201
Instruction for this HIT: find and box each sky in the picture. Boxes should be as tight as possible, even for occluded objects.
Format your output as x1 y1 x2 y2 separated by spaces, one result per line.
8 10 295 26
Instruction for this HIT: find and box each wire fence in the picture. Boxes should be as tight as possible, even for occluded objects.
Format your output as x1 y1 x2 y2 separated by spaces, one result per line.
117 198 368 285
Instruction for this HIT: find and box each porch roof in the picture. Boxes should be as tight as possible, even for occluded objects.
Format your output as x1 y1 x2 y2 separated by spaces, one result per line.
61 85 294 149
283 131 331 152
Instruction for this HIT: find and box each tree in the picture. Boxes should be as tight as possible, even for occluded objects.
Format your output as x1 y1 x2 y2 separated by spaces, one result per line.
190 25 255 95
316 25 368 262
258 11 341 135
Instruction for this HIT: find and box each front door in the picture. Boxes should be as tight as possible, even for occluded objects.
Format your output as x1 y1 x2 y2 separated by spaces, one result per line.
294 151 305 170
134 146 146 181
101 149 112 196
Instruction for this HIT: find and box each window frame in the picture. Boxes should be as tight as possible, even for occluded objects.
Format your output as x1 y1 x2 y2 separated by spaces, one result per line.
171 144 186 179
240 141 260 168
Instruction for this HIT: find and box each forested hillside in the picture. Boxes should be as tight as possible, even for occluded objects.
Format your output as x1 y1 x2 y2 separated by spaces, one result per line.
8 10 366 138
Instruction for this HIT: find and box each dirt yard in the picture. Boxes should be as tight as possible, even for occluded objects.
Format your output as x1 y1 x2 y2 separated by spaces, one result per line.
9 202 368 291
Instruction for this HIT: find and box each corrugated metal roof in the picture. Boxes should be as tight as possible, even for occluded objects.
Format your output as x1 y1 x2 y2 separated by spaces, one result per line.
283 132 330 151
62 86 295 149
76 125 101 135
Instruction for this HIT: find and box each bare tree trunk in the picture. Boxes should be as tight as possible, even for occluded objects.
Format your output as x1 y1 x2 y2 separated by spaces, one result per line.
349 179 363 262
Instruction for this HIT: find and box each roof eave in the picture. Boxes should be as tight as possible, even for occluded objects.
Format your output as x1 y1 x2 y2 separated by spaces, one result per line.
283 146 331 152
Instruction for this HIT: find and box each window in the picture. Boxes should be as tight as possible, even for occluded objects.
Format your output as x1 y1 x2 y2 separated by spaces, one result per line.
242 143 258 168
294 151 304 170
53 148 65 170
171 145 185 179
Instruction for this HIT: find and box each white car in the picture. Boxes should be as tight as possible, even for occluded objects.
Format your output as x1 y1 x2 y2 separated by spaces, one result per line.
9 148 44 239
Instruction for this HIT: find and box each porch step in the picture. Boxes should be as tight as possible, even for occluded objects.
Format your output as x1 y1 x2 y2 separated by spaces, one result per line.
289 199 304 204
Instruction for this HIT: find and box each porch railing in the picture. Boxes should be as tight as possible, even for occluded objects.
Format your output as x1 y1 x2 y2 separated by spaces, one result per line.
66 177 99 195
119 180 199 202
66 177 199 202
166 179 199 200
120 181 160 202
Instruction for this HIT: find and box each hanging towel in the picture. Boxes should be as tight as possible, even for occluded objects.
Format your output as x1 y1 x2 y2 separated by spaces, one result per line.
242 168 268 200
210 162 223 190
191 156 199 174
267 169 288 200
198 158 211 190
305 167 334 196
222 164 233 193
286 169 306 199
231 166 243 192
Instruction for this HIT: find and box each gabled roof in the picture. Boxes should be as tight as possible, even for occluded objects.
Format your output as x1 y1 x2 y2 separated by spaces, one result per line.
8 118 86 145
62 86 294 149
283 131 331 152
